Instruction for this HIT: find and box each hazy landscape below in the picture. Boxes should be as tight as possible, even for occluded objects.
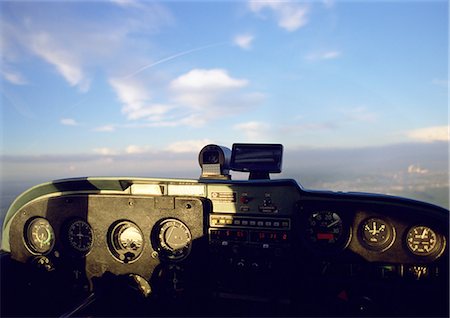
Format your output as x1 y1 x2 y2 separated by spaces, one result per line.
1 142 448 238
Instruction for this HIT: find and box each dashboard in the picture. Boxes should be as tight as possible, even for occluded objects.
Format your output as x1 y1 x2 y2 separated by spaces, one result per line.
1 144 448 317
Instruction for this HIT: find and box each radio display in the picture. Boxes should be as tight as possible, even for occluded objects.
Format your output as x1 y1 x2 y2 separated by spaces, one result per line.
230 143 283 173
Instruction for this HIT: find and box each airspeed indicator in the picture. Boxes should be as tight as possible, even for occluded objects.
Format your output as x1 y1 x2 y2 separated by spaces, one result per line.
304 211 350 253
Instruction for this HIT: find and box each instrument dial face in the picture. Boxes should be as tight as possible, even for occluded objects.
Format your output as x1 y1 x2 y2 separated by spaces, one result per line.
26 218 55 254
360 217 395 251
67 220 94 253
406 225 438 256
155 219 192 261
305 211 349 252
109 221 144 263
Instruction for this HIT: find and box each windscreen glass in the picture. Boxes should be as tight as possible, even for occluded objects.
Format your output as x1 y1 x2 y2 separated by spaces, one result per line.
1 0 448 224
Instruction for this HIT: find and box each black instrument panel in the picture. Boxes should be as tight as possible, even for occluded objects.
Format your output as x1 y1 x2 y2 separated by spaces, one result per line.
2 179 449 316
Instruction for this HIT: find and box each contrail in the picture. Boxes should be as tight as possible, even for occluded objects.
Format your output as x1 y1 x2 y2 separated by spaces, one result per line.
123 42 228 79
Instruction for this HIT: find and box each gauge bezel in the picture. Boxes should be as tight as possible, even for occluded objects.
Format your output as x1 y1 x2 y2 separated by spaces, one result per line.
107 220 144 264
405 225 446 259
24 217 55 255
302 210 352 254
151 218 192 262
358 217 396 252
65 218 94 255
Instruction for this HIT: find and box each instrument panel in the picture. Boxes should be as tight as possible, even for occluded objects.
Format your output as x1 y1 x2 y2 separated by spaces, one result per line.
3 177 449 316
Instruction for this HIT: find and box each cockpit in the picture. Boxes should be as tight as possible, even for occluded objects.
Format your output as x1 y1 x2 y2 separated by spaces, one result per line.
1 143 448 317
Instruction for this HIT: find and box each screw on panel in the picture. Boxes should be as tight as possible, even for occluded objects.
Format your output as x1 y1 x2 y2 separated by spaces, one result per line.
185 203 192 209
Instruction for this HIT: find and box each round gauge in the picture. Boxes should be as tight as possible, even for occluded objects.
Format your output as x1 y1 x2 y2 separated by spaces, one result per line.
406 225 439 256
108 221 144 263
304 211 350 252
26 218 55 254
153 219 192 261
67 219 94 253
360 217 395 251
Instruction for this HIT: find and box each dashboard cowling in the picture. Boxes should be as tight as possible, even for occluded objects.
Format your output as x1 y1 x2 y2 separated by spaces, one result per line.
1 174 448 316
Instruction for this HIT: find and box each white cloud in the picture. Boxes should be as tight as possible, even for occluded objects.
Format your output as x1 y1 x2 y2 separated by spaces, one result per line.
432 78 449 87
110 0 140 7
125 144 151 154
234 121 270 140
2 2 174 92
170 68 249 111
109 77 173 121
60 118 79 126
30 32 90 92
109 68 261 128
340 106 378 123
306 50 342 61
169 69 259 125
165 139 213 153
322 0 335 9
93 147 118 156
171 69 248 92
94 124 116 132
407 126 449 142
234 34 254 50
2 69 27 85
248 1 309 32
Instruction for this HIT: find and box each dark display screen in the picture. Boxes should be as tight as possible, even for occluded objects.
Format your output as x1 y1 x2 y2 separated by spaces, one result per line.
230 143 283 173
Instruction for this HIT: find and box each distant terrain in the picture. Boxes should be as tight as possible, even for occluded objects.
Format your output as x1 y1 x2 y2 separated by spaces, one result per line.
1 142 448 245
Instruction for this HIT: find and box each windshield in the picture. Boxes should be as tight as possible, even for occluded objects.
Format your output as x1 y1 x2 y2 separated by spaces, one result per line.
1 0 448 221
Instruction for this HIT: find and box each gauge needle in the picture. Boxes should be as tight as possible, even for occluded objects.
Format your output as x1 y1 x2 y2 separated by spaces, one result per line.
421 229 428 239
327 220 339 228
166 227 175 244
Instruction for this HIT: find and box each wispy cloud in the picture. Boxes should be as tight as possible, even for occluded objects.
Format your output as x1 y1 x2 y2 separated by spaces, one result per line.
109 77 173 121
125 144 151 154
2 69 27 85
281 121 339 134
322 0 335 9
170 68 248 92
248 1 309 32
233 121 271 140
60 118 79 126
306 50 342 61
29 32 90 92
94 124 116 132
2 1 174 92
93 147 118 156
169 68 259 126
432 78 449 87
165 139 213 153
108 68 262 128
233 34 254 50
340 106 378 123
407 126 449 142
110 0 141 8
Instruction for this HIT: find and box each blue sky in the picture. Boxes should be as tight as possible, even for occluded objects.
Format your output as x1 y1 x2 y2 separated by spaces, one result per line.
0 0 448 183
